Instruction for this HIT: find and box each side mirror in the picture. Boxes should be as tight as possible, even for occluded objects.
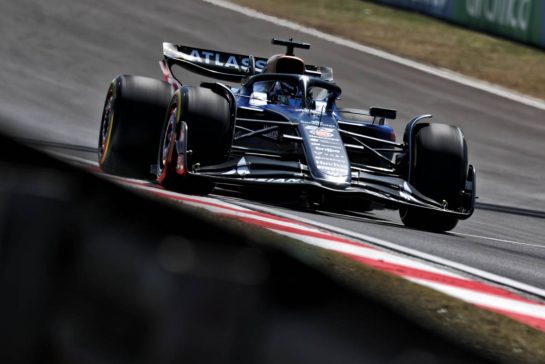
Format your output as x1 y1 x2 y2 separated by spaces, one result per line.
249 92 268 106
369 107 397 120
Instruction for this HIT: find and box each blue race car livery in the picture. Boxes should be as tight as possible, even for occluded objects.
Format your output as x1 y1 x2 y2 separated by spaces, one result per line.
98 38 476 231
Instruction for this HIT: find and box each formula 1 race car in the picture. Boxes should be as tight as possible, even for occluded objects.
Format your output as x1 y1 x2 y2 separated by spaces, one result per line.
98 38 476 232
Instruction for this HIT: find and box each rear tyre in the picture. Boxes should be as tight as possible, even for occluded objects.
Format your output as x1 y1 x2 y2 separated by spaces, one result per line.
400 123 467 232
157 86 231 195
98 75 172 179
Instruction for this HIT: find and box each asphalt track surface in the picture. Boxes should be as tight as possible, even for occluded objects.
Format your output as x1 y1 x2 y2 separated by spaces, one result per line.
1 0 545 291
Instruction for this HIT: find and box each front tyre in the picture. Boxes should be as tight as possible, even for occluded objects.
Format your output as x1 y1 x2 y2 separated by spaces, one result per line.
156 86 231 195
400 123 468 232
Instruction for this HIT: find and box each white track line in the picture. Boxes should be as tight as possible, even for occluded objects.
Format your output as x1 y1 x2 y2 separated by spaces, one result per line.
202 0 545 111
454 232 545 249
322 208 543 248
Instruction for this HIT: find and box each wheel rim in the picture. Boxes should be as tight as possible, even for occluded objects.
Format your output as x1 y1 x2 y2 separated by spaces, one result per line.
98 88 114 164
159 103 178 175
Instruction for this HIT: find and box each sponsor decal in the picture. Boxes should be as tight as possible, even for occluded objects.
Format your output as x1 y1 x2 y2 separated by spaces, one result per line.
306 125 334 138
244 178 304 183
312 128 334 138
465 0 532 32
264 129 279 139
375 0 544 48
179 46 268 71
303 125 350 179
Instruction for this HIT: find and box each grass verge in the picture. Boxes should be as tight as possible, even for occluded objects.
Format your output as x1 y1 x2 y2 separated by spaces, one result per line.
231 0 545 100
310 247 545 364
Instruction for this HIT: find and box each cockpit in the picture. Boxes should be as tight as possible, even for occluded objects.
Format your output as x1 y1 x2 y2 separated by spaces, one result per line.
248 78 335 111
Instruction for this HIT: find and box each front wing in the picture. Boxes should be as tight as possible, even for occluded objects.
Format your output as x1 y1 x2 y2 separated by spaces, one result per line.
190 157 475 219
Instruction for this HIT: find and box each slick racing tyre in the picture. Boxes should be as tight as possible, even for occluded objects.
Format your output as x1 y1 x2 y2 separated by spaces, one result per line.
157 86 231 195
98 75 172 179
400 123 468 232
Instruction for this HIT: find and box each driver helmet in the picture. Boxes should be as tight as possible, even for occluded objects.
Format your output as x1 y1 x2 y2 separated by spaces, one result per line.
264 54 305 74
269 81 301 107
263 54 305 107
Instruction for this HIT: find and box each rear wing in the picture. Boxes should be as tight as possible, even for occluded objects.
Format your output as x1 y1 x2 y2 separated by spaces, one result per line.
162 42 333 83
